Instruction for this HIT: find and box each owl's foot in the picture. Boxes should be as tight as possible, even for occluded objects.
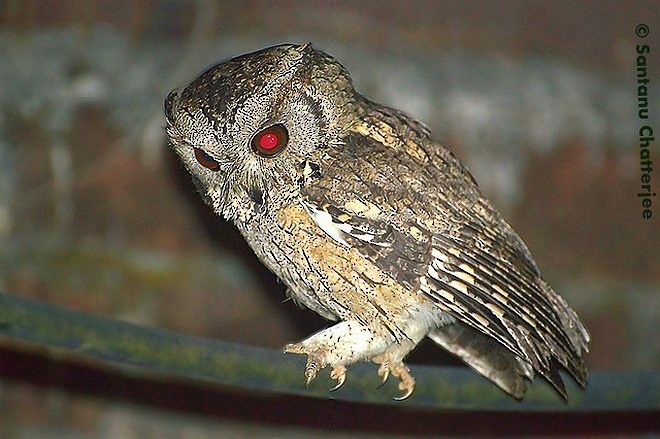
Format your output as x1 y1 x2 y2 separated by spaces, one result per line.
284 342 326 388
284 343 347 391
372 354 416 400
284 321 387 392
284 342 348 391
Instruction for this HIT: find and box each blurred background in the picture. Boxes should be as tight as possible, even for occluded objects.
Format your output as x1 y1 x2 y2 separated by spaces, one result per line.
0 0 658 436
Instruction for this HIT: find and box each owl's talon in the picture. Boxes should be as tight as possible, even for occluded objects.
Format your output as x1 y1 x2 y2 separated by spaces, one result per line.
393 382 415 401
377 362 390 388
304 363 318 388
329 365 347 391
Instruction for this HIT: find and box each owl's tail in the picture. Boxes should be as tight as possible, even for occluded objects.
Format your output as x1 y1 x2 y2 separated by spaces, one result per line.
427 324 536 400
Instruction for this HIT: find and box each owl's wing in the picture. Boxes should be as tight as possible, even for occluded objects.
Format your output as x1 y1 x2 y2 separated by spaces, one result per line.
300 119 588 397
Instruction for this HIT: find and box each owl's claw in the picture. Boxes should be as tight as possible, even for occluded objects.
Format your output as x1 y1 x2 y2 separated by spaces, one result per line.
393 381 415 401
377 362 390 388
304 362 319 388
284 343 327 389
329 365 347 391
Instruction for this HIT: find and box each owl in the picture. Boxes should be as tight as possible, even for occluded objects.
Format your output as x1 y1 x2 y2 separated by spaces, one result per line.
164 44 589 400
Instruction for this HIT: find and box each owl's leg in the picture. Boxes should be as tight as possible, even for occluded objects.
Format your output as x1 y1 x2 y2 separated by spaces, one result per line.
284 320 388 391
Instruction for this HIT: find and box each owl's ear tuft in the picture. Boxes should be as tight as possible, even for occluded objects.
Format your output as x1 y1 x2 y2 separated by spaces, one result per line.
295 42 317 59
164 89 180 125
300 42 313 51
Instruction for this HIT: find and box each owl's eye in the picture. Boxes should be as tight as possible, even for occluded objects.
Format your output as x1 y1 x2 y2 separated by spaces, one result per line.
194 148 220 171
251 124 288 157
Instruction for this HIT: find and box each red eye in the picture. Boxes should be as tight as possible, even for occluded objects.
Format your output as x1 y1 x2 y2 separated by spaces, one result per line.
251 124 288 157
194 148 220 171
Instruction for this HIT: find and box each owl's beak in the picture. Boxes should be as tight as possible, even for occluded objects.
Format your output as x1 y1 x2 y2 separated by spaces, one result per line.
248 187 264 214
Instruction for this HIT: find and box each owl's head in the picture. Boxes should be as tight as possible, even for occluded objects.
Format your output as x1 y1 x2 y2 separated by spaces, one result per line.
165 44 360 222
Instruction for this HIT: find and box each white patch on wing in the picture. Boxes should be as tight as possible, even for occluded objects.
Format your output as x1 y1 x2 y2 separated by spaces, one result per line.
303 202 350 247
419 276 432 294
454 270 475 285
459 263 475 274
486 302 505 318
448 247 461 257
472 313 490 327
427 264 441 281
492 284 509 297
492 292 508 304
450 279 468 294
336 223 354 234
431 247 449 262
438 289 455 302
302 200 390 248
353 232 375 242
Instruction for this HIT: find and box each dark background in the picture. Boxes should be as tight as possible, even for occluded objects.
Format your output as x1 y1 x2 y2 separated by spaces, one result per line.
0 0 658 436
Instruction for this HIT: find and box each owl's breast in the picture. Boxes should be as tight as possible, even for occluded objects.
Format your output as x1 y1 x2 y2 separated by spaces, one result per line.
235 202 433 334
235 202 341 320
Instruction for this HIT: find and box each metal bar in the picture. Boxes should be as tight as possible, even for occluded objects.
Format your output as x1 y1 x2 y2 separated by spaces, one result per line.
0 292 657 412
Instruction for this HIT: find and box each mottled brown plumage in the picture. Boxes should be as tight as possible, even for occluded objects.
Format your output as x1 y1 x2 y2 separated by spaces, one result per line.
165 44 589 400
